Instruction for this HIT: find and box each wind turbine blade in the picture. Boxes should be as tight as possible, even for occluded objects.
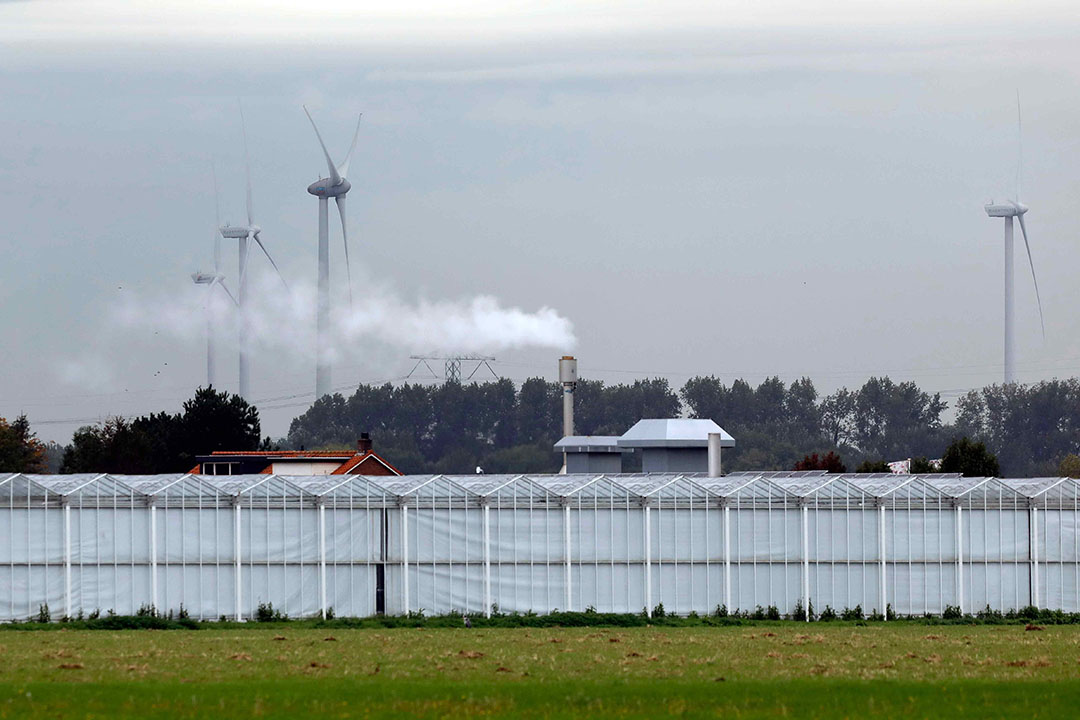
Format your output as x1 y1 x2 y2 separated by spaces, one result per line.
252 231 289 289
337 113 362 179
215 278 239 307
303 105 342 186
335 195 353 305
240 101 253 226
1017 213 1045 340
212 161 221 271
1015 90 1023 202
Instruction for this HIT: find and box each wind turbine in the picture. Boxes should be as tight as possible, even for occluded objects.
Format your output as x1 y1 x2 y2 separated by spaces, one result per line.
984 93 1045 385
303 105 361 400
219 105 289 400
192 165 237 388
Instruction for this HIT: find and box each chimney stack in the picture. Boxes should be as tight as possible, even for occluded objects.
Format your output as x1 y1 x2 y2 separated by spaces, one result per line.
707 432 723 477
558 356 578 474
559 356 577 437
358 432 373 454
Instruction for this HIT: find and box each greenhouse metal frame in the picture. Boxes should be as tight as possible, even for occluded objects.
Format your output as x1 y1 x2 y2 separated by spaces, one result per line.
1 471 1077 621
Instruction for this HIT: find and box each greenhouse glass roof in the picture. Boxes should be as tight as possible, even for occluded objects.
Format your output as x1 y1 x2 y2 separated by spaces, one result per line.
0 472 1077 506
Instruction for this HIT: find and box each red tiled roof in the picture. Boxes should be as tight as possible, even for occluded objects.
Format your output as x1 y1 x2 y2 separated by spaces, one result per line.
196 448 403 476
208 450 353 458
331 451 402 476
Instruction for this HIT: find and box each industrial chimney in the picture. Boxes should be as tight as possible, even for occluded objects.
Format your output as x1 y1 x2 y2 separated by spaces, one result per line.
559 356 577 436
558 356 578 473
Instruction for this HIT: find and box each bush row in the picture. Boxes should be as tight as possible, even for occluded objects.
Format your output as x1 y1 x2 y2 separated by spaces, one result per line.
5 602 1080 630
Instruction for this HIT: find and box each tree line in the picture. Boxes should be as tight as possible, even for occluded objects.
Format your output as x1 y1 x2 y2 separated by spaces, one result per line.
5 376 1080 477
285 375 1076 477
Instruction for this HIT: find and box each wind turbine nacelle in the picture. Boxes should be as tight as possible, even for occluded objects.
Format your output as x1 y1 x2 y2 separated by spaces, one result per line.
192 272 224 285
220 225 250 239
984 201 1027 218
307 178 351 198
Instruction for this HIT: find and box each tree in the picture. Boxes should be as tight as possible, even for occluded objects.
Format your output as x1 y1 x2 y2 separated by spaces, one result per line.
175 387 260 468
819 389 855 447
939 437 1000 477
909 457 938 473
1059 454 1080 479
956 380 1080 476
855 459 890 473
850 377 946 461
0 415 47 473
61 387 260 473
794 452 846 473
60 418 156 474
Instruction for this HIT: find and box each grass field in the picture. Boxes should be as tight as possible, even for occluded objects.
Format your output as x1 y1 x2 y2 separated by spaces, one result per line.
1 624 1078 718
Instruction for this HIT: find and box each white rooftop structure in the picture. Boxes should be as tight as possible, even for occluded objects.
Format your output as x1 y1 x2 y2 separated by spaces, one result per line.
617 418 735 448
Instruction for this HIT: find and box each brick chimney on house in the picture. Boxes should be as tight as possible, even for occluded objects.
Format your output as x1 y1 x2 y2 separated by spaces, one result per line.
358 433 373 453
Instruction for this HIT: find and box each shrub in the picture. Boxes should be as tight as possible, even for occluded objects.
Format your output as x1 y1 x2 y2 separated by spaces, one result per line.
256 602 287 622
177 604 190 620
791 600 807 622
714 604 728 618
942 605 962 619
136 604 157 617
36 604 50 624
841 605 863 621
766 605 781 621
819 605 837 621
652 603 666 618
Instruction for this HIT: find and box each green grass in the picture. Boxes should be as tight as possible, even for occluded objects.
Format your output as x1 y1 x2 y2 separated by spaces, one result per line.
1 624 1078 718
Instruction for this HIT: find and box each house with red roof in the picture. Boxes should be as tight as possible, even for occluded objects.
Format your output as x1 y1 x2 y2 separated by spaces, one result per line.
190 433 401 476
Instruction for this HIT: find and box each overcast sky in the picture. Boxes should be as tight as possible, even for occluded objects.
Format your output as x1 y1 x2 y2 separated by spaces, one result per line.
2 1 1080 443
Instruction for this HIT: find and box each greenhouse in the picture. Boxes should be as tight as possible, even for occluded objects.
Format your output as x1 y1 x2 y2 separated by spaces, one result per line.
1 471 1078 621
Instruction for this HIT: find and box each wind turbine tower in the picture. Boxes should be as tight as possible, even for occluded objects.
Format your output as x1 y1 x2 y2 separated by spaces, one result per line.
191 166 237 388
303 106 361 400
219 107 288 400
984 95 1045 385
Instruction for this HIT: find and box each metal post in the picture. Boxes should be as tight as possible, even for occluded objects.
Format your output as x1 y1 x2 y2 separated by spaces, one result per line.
63 502 71 619
318 503 327 619
879 503 887 621
723 503 731 612
401 504 409 615
234 502 242 621
564 503 572 611
1030 505 1039 608
644 503 652 617
956 505 964 614
801 503 810 622
483 504 491 618
150 504 158 613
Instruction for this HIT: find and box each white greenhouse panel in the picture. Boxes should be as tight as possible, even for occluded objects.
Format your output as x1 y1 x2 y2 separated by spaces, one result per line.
2 472 1080 621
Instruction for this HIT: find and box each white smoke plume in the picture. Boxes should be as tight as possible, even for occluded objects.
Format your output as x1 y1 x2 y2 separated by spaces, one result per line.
116 275 576 368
